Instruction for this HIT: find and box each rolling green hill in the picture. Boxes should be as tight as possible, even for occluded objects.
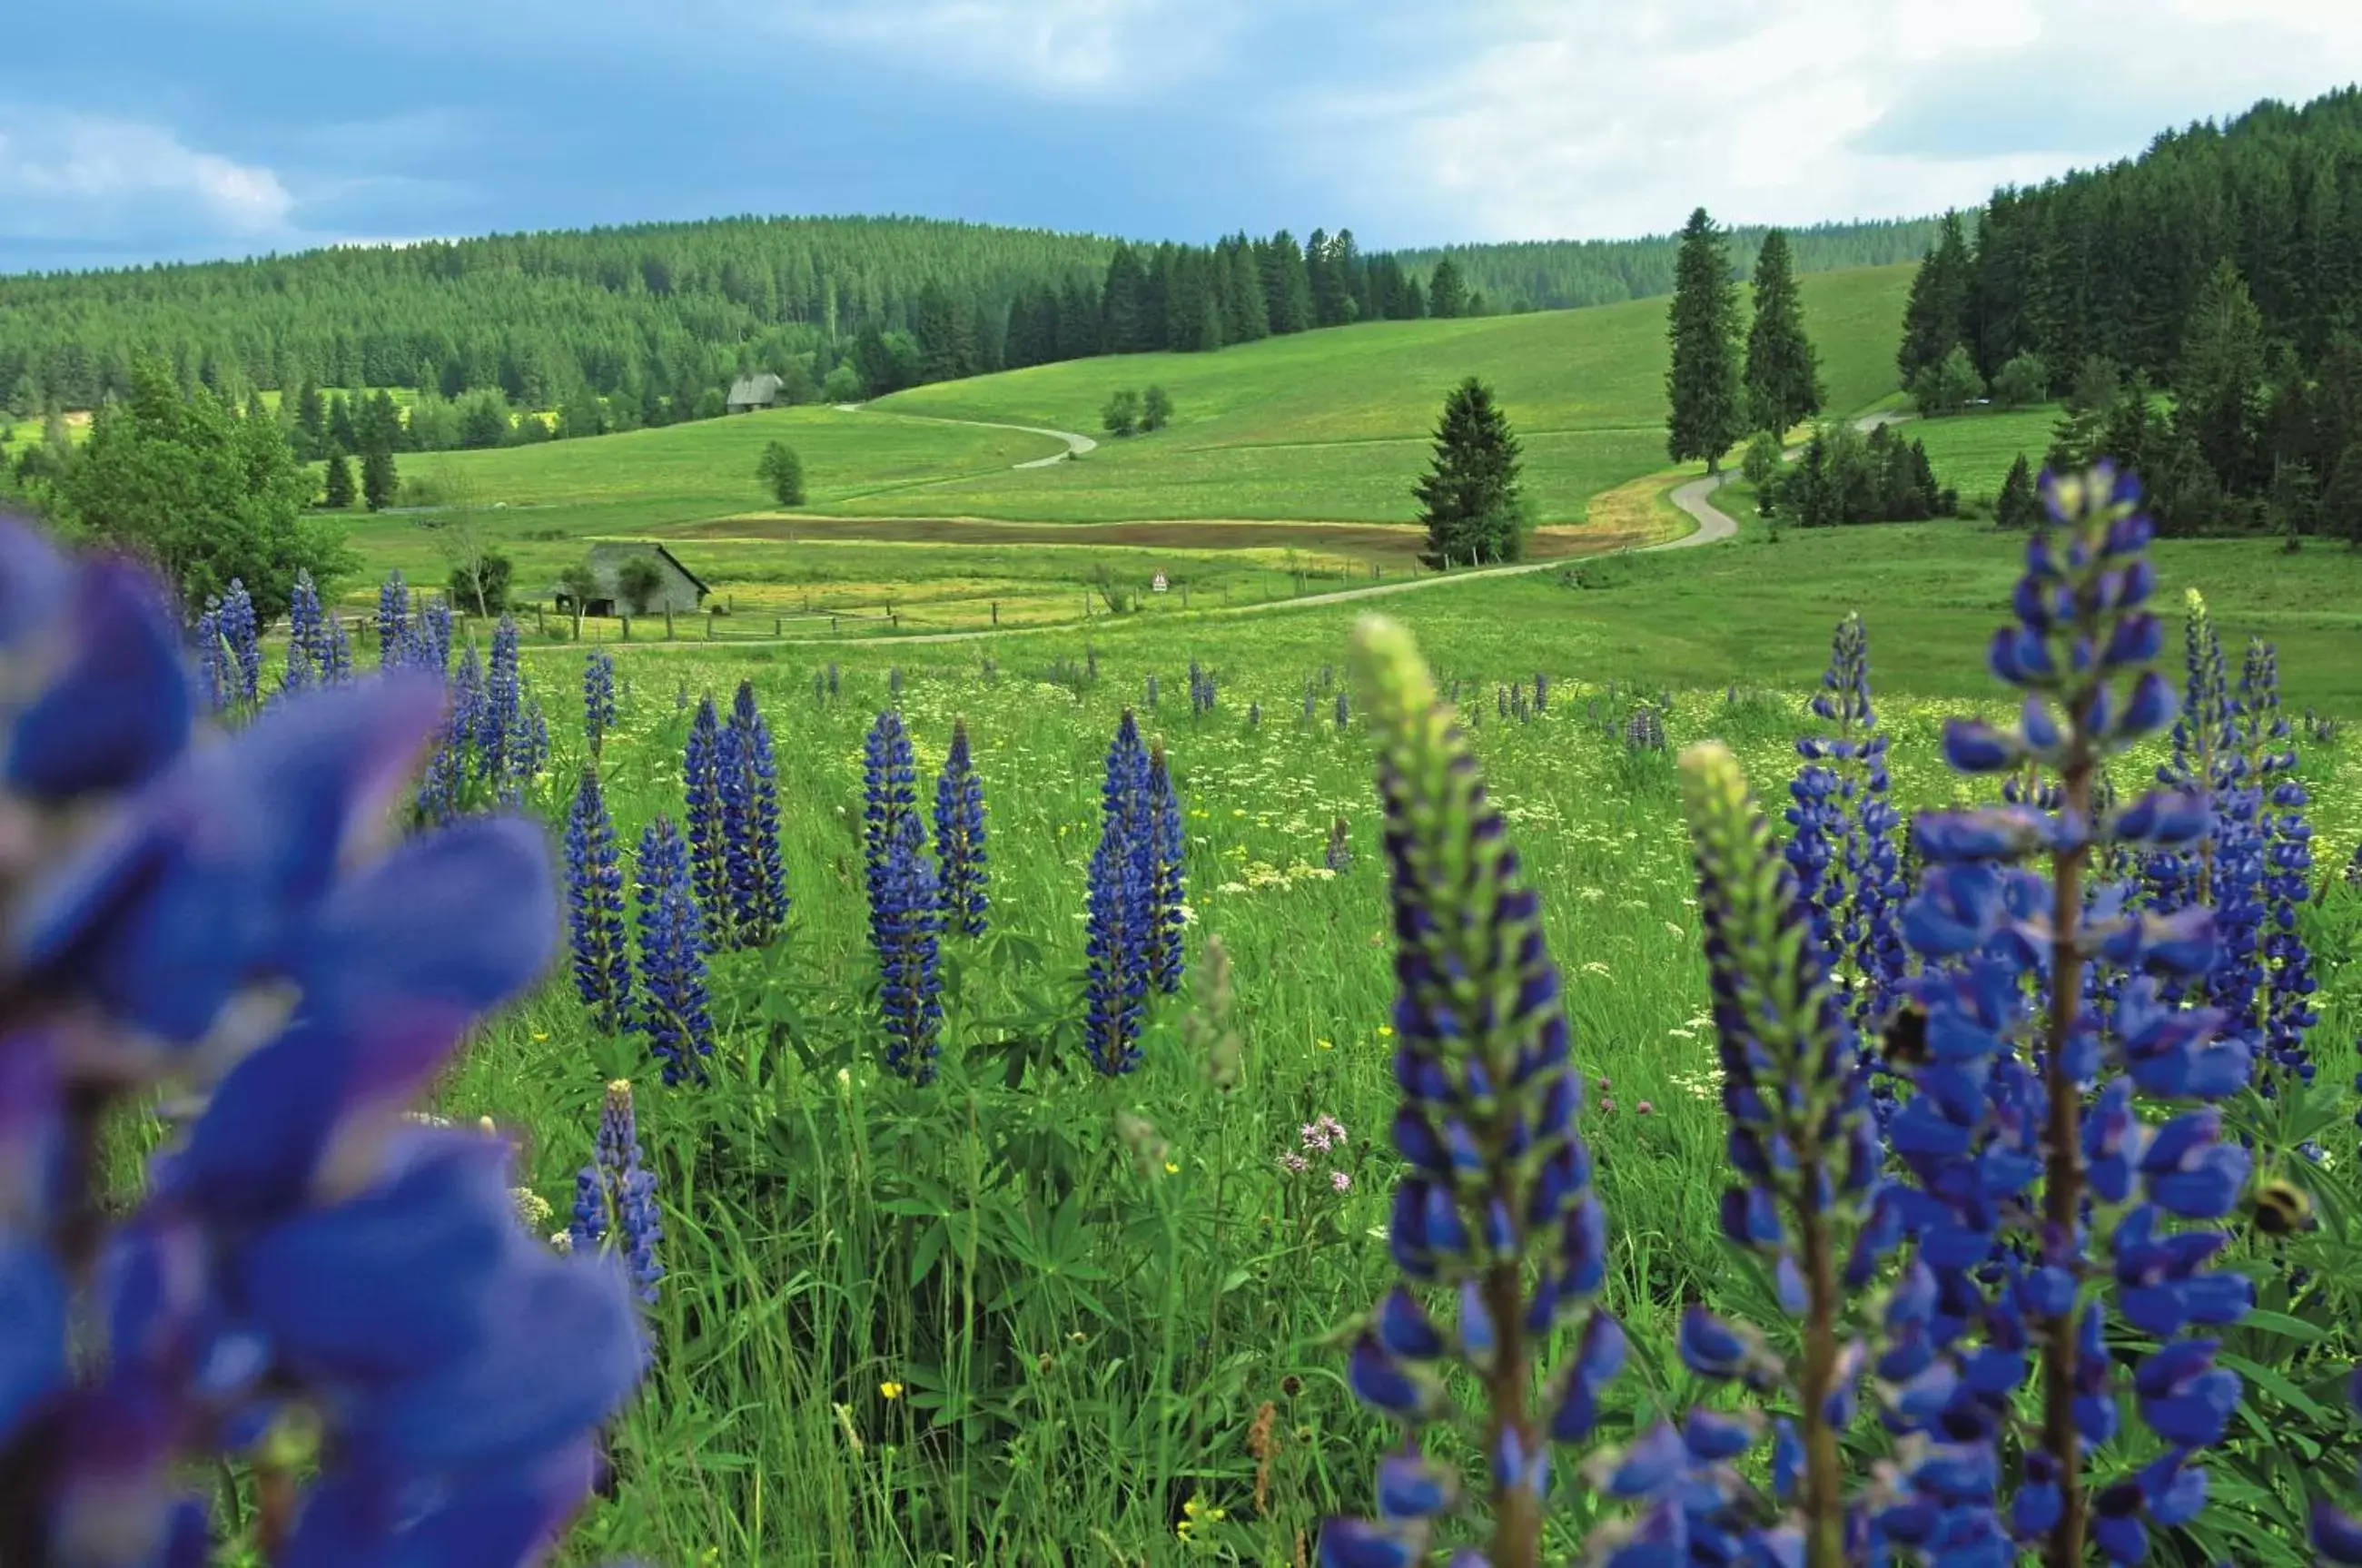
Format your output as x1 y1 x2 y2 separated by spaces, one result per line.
848 263 1911 525
339 261 1914 596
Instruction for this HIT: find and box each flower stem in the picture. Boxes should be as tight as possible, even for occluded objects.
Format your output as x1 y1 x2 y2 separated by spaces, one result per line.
1481 1255 1538 1568
2041 745 2093 1566
1794 1158 1848 1568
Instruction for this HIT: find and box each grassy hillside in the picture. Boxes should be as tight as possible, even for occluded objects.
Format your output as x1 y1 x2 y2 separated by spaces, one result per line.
332 263 1913 592
845 264 1911 524
1909 405 2061 500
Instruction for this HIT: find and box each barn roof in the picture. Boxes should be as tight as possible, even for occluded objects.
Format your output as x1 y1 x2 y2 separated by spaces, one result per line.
578 541 712 596
726 373 785 406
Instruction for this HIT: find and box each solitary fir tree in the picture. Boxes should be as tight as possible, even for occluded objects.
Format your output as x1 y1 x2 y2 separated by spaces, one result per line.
1995 453 2041 529
1896 209 1972 385
1742 229 1823 436
1427 256 1468 320
322 450 356 509
1665 208 1744 472
361 442 399 512
1413 377 1527 567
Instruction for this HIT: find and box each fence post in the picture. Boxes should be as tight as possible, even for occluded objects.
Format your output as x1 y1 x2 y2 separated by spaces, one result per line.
664 609 675 641
707 610 717 640
572 607 583 641
831 616 839 633
621 616 632 643
536 605 546 636
774 616 782 636
1181 582 1189 609
991 601 998 626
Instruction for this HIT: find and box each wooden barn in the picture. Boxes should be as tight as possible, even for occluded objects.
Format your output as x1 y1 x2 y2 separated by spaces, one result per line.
726 373 785 413
553 543 711 618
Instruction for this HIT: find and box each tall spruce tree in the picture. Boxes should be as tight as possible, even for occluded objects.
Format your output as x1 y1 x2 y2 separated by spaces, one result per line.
2174 259 2268 493
1742 228 1823 434
1428 257 1468 320
1898 210 1972 384
322 450 356 509
1665 209 1745 472
1261 232 1313 335
1412 377 1527 567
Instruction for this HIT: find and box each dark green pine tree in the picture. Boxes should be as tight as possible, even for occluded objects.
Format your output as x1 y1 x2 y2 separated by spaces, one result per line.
1261 232 1313 335
1995 454 2040 529
1226 238 1270 342
325 392 357 456
361 446 399 512
1898 211 1972 385
322 450 356 509
1665 209 1745 472
1427 257 1468 320
1102 244 1151 353
1413 376 1528 567
2173 259 2268 493
292 379 327 460
1742 229 1823 434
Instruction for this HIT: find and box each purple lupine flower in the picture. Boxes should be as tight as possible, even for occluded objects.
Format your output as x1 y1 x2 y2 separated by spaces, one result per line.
1901 463 2249 1562
1146 743 1185 994
193 604 231 715
218 576 262 705
1083 711 1154 1076
863 708 918 941
417 594 453 675
0 515 643 1563
1632 741 1895 1560
282 568 326 695
720 680 788 948
632 814 714 1086
682 695 730 950
2236 638 2317 1087
476 616 526 805
933 718 988 938
377 570 411 669
874 811 944 1082
584 646 618 759
414 644 484 828
321 604 352 685
1320 617 1615 1568
569 1080 664 1304
1786 613 1907 1043
567 765 633 1033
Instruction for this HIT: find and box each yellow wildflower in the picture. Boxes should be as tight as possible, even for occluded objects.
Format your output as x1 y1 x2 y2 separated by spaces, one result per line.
879 1381 904 1401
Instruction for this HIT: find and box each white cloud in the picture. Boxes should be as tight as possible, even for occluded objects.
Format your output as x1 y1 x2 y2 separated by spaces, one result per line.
1301 0 2362 242
0 114 295 242
731 0 1230 95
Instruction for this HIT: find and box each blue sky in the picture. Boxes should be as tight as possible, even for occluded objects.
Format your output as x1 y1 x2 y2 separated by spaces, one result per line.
3 0 2356 273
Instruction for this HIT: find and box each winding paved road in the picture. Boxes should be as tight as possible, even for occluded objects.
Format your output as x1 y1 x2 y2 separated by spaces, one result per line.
1666 409 1913 543
832 401 1096 467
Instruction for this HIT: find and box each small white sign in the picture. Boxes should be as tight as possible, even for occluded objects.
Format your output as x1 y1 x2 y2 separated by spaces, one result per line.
1151 573 1170 594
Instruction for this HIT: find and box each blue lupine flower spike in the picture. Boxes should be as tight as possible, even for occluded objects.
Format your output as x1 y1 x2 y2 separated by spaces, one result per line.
875 811 944 1082
1679 741 1888 1563
632 814 716 1086
584 647 618 760
683 695 731 949
569 1080 665 1304
1907 463 2246 1565
933 718 989 939
567 764 634 1033
720 680 788 949
1321 617 1613 1568
1146 742 1185 994
0 515 644 1563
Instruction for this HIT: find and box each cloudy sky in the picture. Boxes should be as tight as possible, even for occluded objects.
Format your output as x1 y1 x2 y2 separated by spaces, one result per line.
4 0 2356 272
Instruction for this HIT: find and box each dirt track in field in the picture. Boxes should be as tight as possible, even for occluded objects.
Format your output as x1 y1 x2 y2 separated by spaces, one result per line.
663 515 1645 562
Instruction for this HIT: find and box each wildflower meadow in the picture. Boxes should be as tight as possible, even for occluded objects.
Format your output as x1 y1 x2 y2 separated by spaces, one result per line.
5 466 2362 1566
